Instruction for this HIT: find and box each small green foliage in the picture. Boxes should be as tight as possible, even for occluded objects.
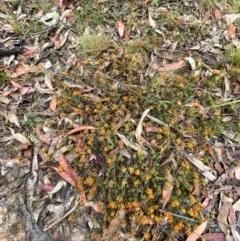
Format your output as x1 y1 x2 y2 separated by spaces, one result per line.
20 113 42 128
0 72 8 84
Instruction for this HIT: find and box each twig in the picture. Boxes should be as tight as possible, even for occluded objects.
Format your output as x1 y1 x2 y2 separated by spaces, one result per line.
43 198 79 231
204 99 240 110
159 209 197 222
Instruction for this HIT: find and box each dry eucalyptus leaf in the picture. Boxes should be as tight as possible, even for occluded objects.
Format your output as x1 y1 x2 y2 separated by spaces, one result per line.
217 202 231 235
162 169 173 209
117 20 124 37
135 109 150 142
102 209 125 241
185 153 216 181
8 112 20 127
11 63 43 78
9 128 31 145
186 221 207 241
40 11 60 27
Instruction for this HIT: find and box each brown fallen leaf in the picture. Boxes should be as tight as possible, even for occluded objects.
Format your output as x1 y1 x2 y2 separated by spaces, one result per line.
233 79 240 94
97 0 108 3
50 36 61 49
157 60 186 72
186 221 207 241
227 23 236 39
106 147 119 160
213 8 222 21
11 80 29 95
37 184 54 192
162 169 173 208
55 0 66 9
52 166 76 187
22 47 39 57
50 98 57 112
11 63 43 78
8 112 20 127
66 126 97 135
9 127 31 145
201 232 226 241
118 20 124 37
35 80 54 94
36 124 56 145
217 202 232 235
201 197 211 208
102 209 125 241
58 152 79 183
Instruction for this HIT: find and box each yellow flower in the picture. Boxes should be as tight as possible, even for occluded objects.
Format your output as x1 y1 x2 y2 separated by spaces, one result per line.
176 190 182 196
108 201 117 209
122 180 127 186
146 188 154 199
134 179 140 186
189 195 196 204
149 206 155 214
177 100 182 106
178 82 185 88
135 169 141 175
164 212 173 223
174 221 184 232
171 200 180 207
84 177 94 186
187 142 195 151
129 167 134 174
185 225 192 235
143 232 150 240
108 180 114 188
57 165 64 173
145 174 151 181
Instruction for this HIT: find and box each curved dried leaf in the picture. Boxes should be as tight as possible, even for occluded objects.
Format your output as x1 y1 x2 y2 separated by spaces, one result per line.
118 20 124 37
37 184 54 192
35 80 54 94
11 63 43 78
49 180 66 194
9 128 31 145
162 170 173 208
146 126 160 133
186 221 207 241
135 109 150 142
36 124 55 145
0 95 10 104
102 209 125 241
58 152 79 182
22 47 39 57
84 201 103 213
55 0 66 9
66 126 97 135
117 133 147 155
201 232 226 241
50 98 57 112
8 112 20 127
227 23 236 39
52 166 76 187
157 60 186 72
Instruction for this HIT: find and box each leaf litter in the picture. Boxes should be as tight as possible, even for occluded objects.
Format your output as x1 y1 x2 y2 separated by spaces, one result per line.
0 0 240 241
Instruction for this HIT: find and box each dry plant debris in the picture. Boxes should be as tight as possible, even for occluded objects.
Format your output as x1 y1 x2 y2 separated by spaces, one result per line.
0 0 240 241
